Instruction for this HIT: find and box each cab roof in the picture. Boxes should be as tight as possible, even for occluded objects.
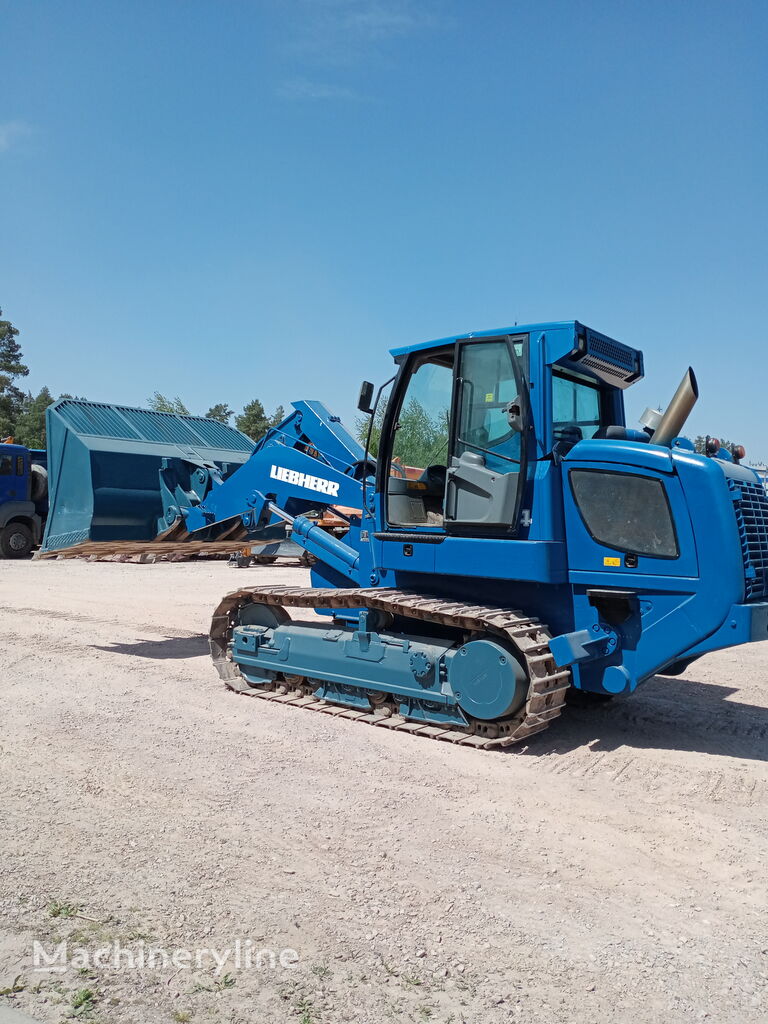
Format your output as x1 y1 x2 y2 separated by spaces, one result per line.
389 320 644 389
389 320 580 358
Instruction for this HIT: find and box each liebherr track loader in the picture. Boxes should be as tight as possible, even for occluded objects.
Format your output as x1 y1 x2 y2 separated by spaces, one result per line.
44 322 768 747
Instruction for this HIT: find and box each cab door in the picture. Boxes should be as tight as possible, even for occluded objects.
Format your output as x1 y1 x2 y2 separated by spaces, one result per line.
375 345 454 574
444 335 528 532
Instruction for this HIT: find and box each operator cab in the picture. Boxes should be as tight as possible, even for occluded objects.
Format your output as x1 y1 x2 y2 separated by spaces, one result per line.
384 337 528 529
365 323 642 535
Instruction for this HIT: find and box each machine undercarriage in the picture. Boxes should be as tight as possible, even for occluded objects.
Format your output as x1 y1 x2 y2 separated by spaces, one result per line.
210 585 571 748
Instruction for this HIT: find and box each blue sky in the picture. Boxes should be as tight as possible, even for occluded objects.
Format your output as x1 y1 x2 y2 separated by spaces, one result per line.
2 0 766 457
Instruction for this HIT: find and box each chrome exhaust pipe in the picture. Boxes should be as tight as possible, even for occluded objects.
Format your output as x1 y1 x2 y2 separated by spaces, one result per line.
651 368 699 447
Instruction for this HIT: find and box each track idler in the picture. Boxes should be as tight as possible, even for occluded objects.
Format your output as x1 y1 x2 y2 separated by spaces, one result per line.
450 639 528 721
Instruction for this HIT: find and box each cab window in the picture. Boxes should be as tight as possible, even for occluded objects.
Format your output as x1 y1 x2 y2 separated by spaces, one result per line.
553 371 604 442
0 456 13 475
454 341 523 472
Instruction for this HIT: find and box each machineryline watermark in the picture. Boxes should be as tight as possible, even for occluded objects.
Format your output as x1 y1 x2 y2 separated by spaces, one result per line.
32 939 299 975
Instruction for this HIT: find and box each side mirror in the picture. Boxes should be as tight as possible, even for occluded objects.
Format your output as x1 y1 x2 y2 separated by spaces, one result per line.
357 381 375 415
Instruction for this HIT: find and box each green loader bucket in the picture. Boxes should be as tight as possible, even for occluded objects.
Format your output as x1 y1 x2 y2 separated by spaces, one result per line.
41 399 255 553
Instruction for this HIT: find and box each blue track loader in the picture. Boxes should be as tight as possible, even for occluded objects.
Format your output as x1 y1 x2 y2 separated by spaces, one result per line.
195 320 768 747
39 321 768 746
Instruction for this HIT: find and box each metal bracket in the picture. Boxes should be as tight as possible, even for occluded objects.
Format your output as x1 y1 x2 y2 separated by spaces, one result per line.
549 624 619 667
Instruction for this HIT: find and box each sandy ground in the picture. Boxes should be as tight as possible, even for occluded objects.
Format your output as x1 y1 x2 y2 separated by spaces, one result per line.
1 559 768 1024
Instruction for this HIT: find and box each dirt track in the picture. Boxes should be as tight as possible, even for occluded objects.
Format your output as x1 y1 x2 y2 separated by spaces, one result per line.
2 559 768 1024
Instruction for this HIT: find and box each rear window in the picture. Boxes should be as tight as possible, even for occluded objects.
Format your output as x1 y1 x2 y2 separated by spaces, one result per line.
0 456 12 475
570 469 679 558
553 371 604 441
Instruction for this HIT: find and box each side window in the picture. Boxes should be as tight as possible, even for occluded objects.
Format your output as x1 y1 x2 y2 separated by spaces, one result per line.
387 351 453 527
570 469 679 558
454 341 522 472
16 457 25 475
553 372 603 441
0 456 12 476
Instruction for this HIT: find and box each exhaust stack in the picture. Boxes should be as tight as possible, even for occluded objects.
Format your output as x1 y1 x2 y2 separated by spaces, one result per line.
651 368 699 447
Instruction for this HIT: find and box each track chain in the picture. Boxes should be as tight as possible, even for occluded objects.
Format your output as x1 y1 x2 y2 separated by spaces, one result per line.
209 586 571 750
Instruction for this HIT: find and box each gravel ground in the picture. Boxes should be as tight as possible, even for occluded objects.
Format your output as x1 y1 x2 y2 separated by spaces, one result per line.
1 559 768 1024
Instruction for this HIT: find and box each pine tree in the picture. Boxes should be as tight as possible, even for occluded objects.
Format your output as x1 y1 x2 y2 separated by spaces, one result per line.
14 387 55 449
205 403 234 424
0 308 29 439
235 400 284 440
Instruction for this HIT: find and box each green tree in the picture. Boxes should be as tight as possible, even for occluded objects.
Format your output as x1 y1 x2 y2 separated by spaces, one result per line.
356 395 449 467
205 403 234 424
0 308 29 439
147 392 190 415
392 396 450 468
235 400 285 440
14 386 55 449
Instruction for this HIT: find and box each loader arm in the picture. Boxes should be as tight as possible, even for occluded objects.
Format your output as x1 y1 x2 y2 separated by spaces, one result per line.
160 400 373 580
163 400 370 527
41 398 373 565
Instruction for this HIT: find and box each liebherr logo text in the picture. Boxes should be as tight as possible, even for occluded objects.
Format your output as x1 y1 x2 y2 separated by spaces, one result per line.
270 465 339 497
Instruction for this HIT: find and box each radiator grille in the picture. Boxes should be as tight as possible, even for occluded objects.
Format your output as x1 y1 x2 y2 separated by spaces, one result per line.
579 353 634 383
729 478 768 601
570 327 644 389
586 331 637 372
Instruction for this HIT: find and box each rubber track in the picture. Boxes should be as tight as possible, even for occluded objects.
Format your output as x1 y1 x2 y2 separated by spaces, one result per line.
209 586 572 750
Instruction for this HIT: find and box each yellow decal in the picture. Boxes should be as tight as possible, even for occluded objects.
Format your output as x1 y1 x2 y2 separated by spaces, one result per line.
603 556 621 567
485 392 494 402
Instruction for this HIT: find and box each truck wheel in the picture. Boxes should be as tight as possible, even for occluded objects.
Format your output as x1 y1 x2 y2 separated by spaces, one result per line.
0 522 34 558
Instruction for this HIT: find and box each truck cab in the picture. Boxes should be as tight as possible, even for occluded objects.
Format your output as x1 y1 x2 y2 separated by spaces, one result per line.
0 443 48 557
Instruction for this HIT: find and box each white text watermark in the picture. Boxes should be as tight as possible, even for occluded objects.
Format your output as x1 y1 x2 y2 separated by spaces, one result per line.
32 939 299 975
